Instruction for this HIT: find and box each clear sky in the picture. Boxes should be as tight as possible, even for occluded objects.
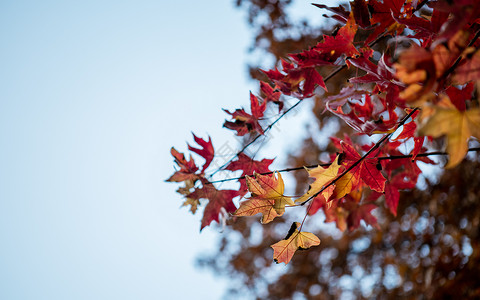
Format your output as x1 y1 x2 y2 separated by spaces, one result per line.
0 1 255 299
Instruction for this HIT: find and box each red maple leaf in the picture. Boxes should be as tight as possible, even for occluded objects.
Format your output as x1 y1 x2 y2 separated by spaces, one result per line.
225 153 274 196
308 185 335 216
366 0 406 44
263 65 327 98
324 86 368 110
411 137 425 162
312 3 350 24
314 0 371 29
382 162 421 216
166 147 199 182
349 52 400 91
260 81 283 112
327 93 398 135
446 82 475 112
341 142 386 193
189 184 239 230
393 7 449 44
188 134 214 172
351 0 371 28
341 197 379 231
289 14 359 68
223 92 266 136
393 109 420 140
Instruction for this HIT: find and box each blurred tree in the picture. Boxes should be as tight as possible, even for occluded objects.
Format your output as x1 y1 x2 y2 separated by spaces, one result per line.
195 1 480 299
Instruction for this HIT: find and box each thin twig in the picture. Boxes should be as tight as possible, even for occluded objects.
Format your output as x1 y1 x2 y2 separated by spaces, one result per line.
204 147 480 184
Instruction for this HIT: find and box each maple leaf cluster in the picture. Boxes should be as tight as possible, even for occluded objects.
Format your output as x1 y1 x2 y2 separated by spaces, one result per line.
167 134 274 230
168 0 480 265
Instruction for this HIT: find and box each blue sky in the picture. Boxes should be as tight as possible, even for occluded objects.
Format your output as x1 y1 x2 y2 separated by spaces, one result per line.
0 1 255 299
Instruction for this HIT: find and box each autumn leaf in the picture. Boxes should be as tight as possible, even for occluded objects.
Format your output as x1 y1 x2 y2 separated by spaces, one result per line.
181 197 200 214
234 198 279 224
331 170 360 200
327 94 398 135
226 153 274 175
340 142 386 192
339 196 379 230
384 181 400 216
394 44 436 103
264 66 327 98
295 155 341 203
247 172 294 214
445 82 474 112
411 136 425 161
351 0 370 28
393 6 449 42
166 147 199 182
188 185 239 230
234 172 294 223
188 134 214 172
394 120 416 140
324 85 368 110
308 185 336 216
393 109 420 140
271 222 320 265
312 3 350 24
225 153 274 196
260 81 283 112
323 201 348 232
289 14 359 68
367 0 406 44
418 98 480 168
223 92 266 136
349 52 400 92
346 202 379 231
177 180 199 214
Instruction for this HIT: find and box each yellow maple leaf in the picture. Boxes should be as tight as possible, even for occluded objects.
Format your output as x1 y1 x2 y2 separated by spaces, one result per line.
271 222 320 264
295 155 341 203
418 101 480 168
234 172 294 223
331 169 360 200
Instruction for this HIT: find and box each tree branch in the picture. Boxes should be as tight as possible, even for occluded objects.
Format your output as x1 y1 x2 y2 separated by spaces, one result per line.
205 147 480 184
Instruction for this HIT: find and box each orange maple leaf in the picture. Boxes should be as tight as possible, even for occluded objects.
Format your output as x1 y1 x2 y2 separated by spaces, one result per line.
331 170 360 200
234 172 294 223
271 222 320 264
295 155 341 203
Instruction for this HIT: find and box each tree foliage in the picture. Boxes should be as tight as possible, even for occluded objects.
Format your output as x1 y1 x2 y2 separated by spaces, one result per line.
168 0 480 298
